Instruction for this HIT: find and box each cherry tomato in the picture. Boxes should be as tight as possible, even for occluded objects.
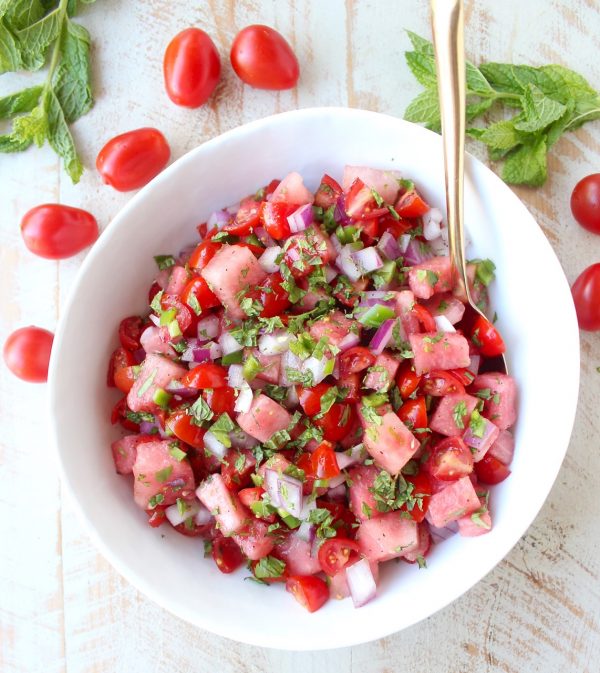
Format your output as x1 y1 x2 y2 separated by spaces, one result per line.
180 276 221 313
106 347 135 387
160 294 194 335
114 366 136 394
188 241 221 271
166 409 206 449
412 303 437 333
311 441 341 479
3 326 53 383
398 396 427 430
110 397 139 432
317 538 360 576
570 173 600 235
212 536 244 574
314 403 357 443
314 174 342 209
316 501 358 539
20 204 98 260
475 452 511 485
344 178 386 220
182 362 228 388
221 448 256 490
395 361 422 399
399 471 432 523
96 128 170 192
118 316 145 351
571 263 600 331
224 196 262 236
230 25 299 90
471 315 506 357
420 370 465 396
203 386 236 416
360 218 380 246
339 346 376 376
428 436 474 481
286 575 329 612
146 506 167 528
449 367 475 387
338 372 361 402
238 487 276 522
247 273 291 318
295 452 318 495
297 382 333 416
259 201 296 240
380 213 413 238
395 188 430 218
163 28 221 108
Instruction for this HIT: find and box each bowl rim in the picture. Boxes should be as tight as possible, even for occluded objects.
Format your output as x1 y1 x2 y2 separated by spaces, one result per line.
48 106 580 650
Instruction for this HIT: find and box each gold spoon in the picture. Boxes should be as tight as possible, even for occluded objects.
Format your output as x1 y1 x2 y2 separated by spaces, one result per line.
431 0 508 373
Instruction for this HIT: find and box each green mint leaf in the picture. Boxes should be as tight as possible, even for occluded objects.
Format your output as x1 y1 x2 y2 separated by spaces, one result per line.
514 83 567 133
465 62 494 95
4 1 46 31
154 255 176 270
470 119 522 151
404 50 437 88
0 20 22 73
0 134 32 152
501 136 547 186
44 88 83 182
11 100 48 146
15 6 63 71
406 30 434 56
466 97 493 121
0 85 43 119
404 88 441 132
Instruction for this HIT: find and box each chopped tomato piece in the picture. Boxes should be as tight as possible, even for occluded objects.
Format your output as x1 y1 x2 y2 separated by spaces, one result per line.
314 173 342 209
311 441 341 479
317 538 360 575
165 410 206 449
259 201 296 240
475 452 511 485
412 303 437 333
395 361 422 400
188 240 221 271
399 471 432 523
395 188 430 218
180 276 221 313
339 346 376 376
297 382 333 417
471 314 506 357
246 272 291 317
212 536 245 574
181 362 228 388
118 316 145 351
397 396 427 430
224 196 261 235
428 436 474 481
420 370 466 396
286 575 329 612
107 346 135 387
203 386 236 416
314 403 357 443
110 397 139 432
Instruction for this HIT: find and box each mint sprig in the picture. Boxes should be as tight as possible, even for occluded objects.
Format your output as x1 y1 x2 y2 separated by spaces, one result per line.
0 0 96 182
404 31 600 187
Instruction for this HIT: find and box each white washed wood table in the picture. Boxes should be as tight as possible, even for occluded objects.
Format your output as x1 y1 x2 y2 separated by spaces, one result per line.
1 1 599 671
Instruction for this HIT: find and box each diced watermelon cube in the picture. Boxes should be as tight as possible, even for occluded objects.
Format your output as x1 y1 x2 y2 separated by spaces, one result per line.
196 473 249 535
457 496 492 537
348 464 383 521
359 409 420 475
245 348 281 384
140 326 176 356
127 353 188 413
165 265 189 295
363 351 400 392
309 310 361 348
408 256 454 300
275 534 322 575
488 429 515 465
470 373 518 430
356 511 419 562
394 290 419 336
409 331 471 375
257 453 292 479
402 522 432 563
427 476 481 528
236 393 292 443
232 519 275 560
111 434 154 475
132 440 195 509
429 393 479 437
201 245 267 319
423 293 465 325
271 171 314 205
342 166 402 204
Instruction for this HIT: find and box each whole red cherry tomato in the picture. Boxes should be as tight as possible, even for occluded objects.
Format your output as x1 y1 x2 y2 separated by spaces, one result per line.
571 263 600 331
20 204 98 260
96 128 170 191
230 25 299 90
163 28 221 108
570 173 600 235
3 326 54 383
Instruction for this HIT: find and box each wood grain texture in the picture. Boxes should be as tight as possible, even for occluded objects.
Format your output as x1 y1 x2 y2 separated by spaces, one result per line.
1 1 599 672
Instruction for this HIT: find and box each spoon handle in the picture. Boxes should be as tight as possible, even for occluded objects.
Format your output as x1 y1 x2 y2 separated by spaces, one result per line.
431 0 471 301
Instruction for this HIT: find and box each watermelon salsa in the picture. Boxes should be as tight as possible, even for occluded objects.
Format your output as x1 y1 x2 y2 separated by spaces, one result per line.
107 166 517 612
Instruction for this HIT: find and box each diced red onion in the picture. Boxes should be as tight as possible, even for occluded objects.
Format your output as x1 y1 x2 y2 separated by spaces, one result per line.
228 364 244 388
376 231 402 260
197 315 219 342
139 420 158 435
352 247 384 274
264 469 303 517
132 348 146 364
399 234 411 253
255 226 276 247
230 426 258 449
327 483 347 501
335 443 367 471
346 558 377 608
369 319 395 355
324 265 338 283
295 521 315 542
423 207 443 241
463 417 498 452
328 473 346 489
204 431 228 459
434 315 456 333
149 313 161 327
303 355 333 385
165 380 197 397
428 520 459 543
337 332 361 352
219 331 242 356
336 245 362 282
258 246 282 273
334 194 350 224
429 234 449 257
166 500 200 527
234 383 253 414
206 341 222 360
181 345 212 363
358 291 397 309
194 504 213 526
287 203 313 233
403 238 434 266
330 233 343 254
207 209 232 229
468 354 481 375
249 377 268 390
258 331 294 355
284 384 299 409
280 350 303 386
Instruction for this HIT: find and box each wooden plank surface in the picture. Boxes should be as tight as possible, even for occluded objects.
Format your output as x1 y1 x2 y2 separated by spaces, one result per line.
1 1 599 671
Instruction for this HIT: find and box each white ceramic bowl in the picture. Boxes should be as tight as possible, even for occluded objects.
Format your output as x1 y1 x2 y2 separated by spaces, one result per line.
48 108 580 650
